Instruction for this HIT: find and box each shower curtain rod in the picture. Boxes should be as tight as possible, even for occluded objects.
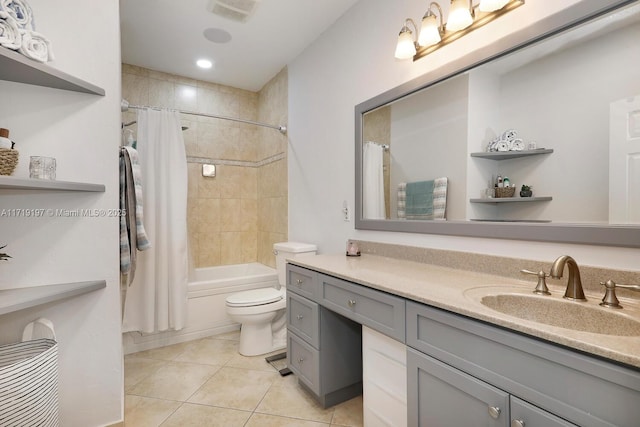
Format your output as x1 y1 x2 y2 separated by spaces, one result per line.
121 99 287 134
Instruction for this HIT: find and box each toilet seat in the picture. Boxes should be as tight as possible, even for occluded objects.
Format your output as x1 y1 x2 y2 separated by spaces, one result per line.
226 288 283 307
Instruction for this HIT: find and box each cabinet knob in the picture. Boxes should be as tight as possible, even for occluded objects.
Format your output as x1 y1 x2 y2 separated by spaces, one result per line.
511 420 525 427
348 299 356 307
296 279 303 286
488 406 501 419
296 314 304 320
297 357 305 363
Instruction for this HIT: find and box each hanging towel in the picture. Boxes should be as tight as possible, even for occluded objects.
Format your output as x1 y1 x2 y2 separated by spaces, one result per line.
0 11 21 49
397 177 448 220
406 180 434 219
120 146 151 285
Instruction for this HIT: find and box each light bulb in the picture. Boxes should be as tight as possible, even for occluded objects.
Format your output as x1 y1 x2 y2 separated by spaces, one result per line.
395 28 417 60
419 13 441 47
447 0 473 32
196 59 213 69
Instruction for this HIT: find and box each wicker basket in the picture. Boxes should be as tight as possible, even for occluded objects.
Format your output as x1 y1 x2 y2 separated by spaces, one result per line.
495 186 516 198
0 148 19 176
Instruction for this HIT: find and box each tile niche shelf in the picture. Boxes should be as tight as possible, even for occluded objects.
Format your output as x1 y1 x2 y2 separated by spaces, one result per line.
0 45 105 95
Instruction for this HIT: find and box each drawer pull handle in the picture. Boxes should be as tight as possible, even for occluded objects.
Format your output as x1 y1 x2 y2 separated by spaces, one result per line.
296 279 304 286
511 420 525 427
296 314 304 320
488 406 501 420
297 357 305 363
348 299 356 307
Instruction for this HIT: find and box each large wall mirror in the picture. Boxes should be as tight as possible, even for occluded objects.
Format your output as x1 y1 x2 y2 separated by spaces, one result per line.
355 0 640 247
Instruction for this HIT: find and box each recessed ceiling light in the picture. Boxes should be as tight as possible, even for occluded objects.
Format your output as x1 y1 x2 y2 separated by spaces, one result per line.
196 59 213 69
203 27 232 44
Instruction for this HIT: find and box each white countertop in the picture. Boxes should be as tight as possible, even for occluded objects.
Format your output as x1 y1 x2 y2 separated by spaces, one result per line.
289 254 640 369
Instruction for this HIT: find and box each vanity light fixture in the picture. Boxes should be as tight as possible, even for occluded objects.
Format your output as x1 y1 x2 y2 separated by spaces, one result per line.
394 0 524 61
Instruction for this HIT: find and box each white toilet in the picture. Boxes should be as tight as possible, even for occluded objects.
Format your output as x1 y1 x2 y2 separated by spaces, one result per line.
225 242 317 356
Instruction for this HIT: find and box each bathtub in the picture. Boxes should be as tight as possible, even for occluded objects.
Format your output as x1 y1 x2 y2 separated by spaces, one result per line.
123 262 278 354
188 262 279 298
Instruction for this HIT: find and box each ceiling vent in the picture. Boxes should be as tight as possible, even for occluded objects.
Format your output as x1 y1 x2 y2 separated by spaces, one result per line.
207 0 261 23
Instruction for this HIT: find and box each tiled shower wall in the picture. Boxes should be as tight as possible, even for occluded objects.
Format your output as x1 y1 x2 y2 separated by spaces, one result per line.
121 64 288 268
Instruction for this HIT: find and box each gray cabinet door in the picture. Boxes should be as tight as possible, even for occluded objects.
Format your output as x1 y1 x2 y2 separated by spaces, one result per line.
408 348 509 427
511 396 578 427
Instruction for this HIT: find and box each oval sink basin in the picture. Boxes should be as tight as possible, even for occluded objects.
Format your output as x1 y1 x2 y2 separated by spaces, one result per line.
480 293 640 336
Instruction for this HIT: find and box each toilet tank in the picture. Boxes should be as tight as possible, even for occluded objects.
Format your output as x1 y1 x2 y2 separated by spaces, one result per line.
274 242 317 286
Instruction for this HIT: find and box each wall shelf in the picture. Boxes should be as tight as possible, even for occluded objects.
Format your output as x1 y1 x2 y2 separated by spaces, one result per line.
470 149 553 160
0 280 106 316
470 196 552 204
0 46 105 95
0 176 105 192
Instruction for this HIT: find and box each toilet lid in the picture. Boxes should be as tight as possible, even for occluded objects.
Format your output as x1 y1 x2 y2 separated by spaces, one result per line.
226 288 283 307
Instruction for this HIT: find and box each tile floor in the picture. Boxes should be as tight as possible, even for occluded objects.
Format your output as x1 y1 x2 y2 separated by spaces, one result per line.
124 331 364 426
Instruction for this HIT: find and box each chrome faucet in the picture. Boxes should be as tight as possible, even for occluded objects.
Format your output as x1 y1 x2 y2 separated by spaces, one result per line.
550 255 587 301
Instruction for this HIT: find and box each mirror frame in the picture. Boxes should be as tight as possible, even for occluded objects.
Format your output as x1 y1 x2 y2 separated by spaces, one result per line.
355 0 640 248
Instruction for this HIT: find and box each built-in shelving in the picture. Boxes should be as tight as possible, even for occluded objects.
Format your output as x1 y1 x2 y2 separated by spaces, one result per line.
470 149 553 160
0 46 105 95
0 176 105 192
470 196 552 204
0 280 106 316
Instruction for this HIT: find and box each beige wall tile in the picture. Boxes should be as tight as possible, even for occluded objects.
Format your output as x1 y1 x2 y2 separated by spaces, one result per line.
175 84 198 111
122 73 149 106
148 78 175 109
197 232 221 267
198 173 221 199
197 198 221 233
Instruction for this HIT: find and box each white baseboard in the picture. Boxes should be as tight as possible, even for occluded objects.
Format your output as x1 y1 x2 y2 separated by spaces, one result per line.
123 323 240 355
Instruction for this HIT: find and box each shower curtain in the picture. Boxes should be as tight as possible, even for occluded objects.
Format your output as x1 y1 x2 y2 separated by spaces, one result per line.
363 141 386 219
122 108 188 333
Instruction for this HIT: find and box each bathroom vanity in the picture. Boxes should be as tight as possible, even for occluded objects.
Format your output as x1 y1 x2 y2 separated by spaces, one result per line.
285 255 640 427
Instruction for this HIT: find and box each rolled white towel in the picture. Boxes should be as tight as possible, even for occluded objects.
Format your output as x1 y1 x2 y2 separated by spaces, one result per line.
18 28 53 62
0 11 21 49
0 0 34 30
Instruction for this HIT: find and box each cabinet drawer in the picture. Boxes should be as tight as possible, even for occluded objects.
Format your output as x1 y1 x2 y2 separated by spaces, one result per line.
287 292 320 348
287 331 320 395
511 396 577 427
287 264 319 301
320 274 405 342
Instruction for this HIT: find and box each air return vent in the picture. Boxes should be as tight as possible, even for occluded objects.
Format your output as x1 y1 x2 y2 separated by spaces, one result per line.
207 0 261 23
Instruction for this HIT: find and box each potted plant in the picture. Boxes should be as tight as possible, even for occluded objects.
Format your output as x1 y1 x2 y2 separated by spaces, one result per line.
0 244 10 261
520 185 533 197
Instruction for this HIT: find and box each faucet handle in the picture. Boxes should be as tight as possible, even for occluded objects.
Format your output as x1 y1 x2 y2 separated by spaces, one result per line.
520 269 551 295
599 280 640 309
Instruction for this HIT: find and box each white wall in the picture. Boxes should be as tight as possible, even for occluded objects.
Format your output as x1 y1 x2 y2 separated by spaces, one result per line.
288 0 640 270
0 0 122 425
390 74 468 220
